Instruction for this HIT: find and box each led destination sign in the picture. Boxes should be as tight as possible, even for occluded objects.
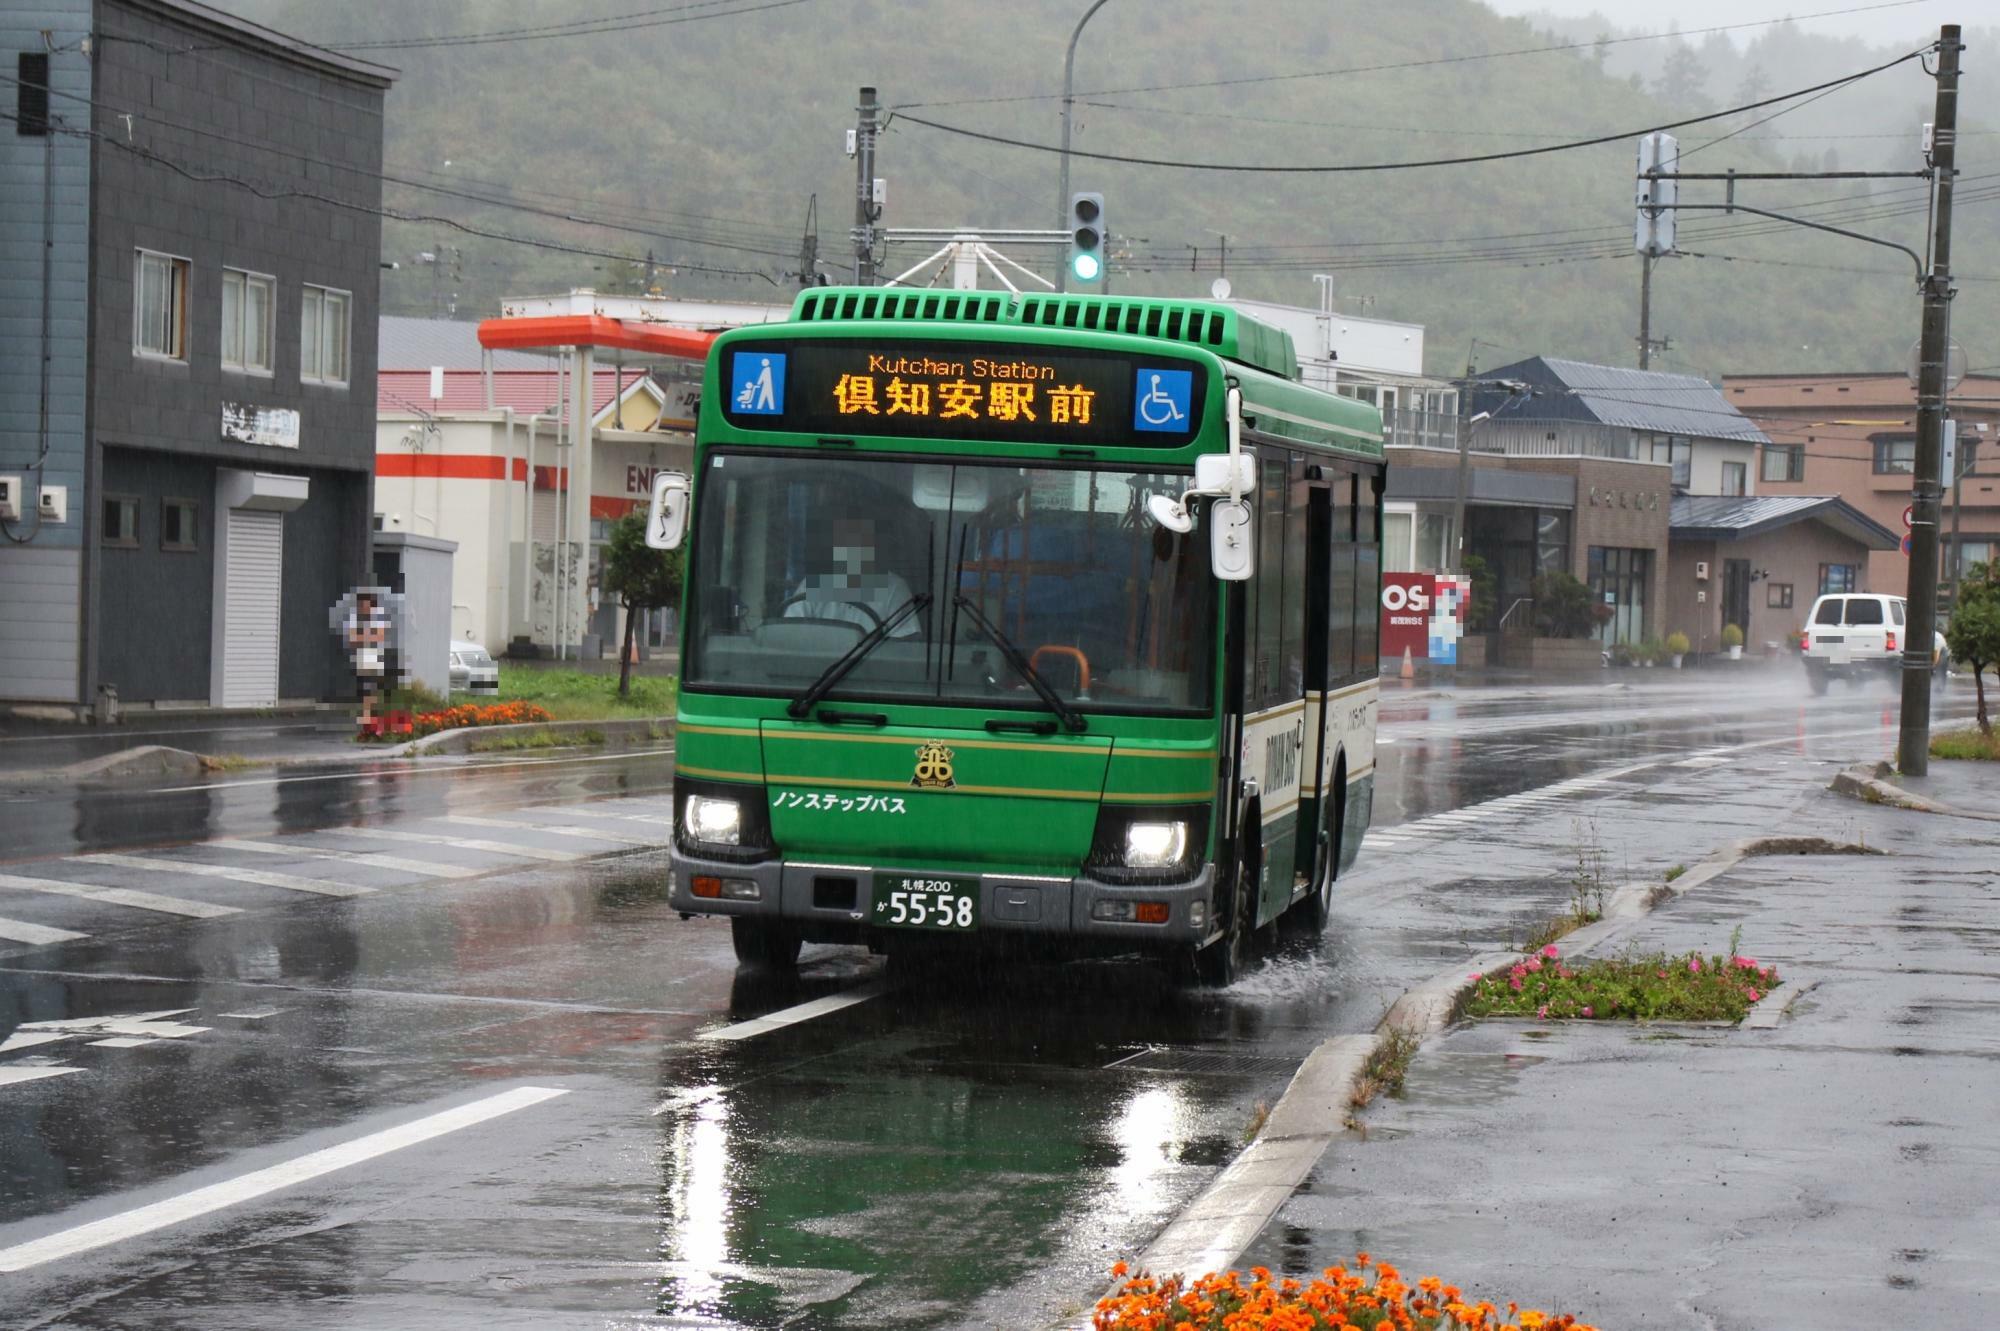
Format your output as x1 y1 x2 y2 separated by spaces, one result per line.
720 339 1206 446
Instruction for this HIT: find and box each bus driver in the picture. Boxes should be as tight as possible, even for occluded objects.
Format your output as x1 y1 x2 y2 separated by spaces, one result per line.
783 517 920 638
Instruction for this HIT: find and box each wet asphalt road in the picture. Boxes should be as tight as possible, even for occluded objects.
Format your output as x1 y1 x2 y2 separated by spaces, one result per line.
0 672 1980 1329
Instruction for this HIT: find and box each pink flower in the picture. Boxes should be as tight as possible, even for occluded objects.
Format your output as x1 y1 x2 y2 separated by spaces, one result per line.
1580 1006 1594 1017
1689 957 1702 973
1509 976 1525 992
1536 1005 1549 1020
1746 988 1761 1001
1468 973 1482 982
1525 958 1543 973
1542 945 1561 959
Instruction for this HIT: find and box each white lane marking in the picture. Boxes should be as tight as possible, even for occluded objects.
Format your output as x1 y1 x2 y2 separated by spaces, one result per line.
0 873 240 920
0 1066 82 1088
322 827 581 863
0 1032 69 1054
204 839 483 880
148 745 675 794
75 853 374 900
0 1084 570 1273
0 917 87 946
216 1008 285 1021
20 1010 207 1040
87 1037 155 1048
439 815 659 846
696 981 888 1043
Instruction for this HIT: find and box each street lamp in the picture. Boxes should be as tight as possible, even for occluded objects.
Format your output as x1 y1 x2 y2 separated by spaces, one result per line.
1056 0 1113 294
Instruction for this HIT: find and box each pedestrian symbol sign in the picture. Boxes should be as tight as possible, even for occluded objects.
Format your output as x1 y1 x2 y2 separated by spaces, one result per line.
1133 367 1192 433
733 352 786 415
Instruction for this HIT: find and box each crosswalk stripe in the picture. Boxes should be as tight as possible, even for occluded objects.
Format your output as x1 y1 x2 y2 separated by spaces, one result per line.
0 917 87 946
0 873 240 920
76 854 374 899
0 1066 83 1088
204 839 482 880
322 827 582 863
439 815 659 846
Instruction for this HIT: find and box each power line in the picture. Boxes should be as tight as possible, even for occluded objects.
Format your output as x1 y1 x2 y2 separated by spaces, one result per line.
892 1 1932 110
892 48 1930 175
329 0 820 50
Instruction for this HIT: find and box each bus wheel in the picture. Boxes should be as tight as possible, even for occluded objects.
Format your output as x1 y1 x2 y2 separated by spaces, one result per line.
730 917 802 972
1195 863 1253 988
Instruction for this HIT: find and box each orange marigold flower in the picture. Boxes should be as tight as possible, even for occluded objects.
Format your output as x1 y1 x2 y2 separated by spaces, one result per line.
1355 1251 1371 1267
1110 1261 1129 1278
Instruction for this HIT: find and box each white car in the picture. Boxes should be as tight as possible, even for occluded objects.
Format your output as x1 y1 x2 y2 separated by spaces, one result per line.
448 639 500 694
1799 593 1946 694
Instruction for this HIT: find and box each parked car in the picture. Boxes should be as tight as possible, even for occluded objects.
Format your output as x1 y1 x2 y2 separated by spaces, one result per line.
448 639 500 694
1799 593 1946 694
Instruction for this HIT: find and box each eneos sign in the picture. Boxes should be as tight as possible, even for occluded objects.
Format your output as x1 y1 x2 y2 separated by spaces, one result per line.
1381 573 1433 660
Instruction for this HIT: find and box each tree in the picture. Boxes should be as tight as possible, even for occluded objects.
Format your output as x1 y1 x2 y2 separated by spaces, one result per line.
1945 560 2000 736
601 511 685 698
1654 43 1712 112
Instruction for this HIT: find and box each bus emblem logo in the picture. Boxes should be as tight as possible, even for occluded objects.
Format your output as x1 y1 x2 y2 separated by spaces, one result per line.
911 741 956 789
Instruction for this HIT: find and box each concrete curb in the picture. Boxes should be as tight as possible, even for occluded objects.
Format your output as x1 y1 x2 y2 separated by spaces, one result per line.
1828 761 2000 821
53 744 209 783
1107 832 1872 1302
400 715 675 756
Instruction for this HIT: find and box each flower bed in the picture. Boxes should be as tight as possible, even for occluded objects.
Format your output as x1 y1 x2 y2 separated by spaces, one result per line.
1462 945 1779 1023
358 701 552 741
1093 1256 1598 1330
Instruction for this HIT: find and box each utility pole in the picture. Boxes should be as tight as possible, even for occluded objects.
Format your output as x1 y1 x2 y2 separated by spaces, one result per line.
852 86 880 285
798 194 820 291
1637 254 1653 369
1897 23 1961 777
1056 0 1113 293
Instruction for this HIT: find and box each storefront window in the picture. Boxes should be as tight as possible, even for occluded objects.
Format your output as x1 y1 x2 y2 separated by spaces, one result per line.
1588 546 1651 645
1383 509 1415 572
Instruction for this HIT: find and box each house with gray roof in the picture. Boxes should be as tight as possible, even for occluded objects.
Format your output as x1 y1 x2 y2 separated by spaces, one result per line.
1469 357 1771 497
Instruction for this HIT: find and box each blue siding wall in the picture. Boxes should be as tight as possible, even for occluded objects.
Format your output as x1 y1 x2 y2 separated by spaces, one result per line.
0 2 92 702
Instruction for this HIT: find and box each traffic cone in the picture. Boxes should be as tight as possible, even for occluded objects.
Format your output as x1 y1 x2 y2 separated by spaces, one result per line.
1400 647 1415 680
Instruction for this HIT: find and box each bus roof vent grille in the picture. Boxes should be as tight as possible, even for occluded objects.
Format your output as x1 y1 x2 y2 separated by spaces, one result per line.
789 287 1299 380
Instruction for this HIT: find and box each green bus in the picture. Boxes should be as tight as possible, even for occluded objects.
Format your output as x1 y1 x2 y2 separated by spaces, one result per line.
647 287 1384 984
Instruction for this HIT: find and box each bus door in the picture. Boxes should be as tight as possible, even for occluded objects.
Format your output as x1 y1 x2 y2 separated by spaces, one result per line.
1242 450 1311 929
1297 468 1364 887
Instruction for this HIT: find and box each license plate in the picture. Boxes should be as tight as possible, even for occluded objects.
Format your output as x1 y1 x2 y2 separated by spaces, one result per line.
871 874 979 931
1818 634 1845 643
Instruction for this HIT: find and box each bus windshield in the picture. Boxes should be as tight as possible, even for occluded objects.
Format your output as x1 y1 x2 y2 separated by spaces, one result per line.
684 452 1215 714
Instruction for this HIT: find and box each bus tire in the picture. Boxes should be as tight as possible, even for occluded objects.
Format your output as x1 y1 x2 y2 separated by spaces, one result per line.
730 916 802 972
1195 861 1253 988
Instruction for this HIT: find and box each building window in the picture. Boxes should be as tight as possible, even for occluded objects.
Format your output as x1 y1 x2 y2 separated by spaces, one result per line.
17 52 50 136
1720 461 1748 496
221 269 275 374
1650 434 1692 489
1382 508 1415 572
1819 563 1859 594
1762 444 1805 482
1872 435 1916 474
1587 545 1651 646
135 250 190 360
161 498 199 552
101 496 139 548
301 284 351 384
1766 582 1793 609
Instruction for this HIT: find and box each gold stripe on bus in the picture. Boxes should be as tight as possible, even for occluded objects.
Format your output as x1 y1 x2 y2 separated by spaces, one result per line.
1244 699 1307 723
1102 789 1216 804
1245 401 1385 443
762 730 1108 757
764 772 1100 801
1306 679 1380 703
1114 747 1218 761
677 723 762 738
675 762 764 783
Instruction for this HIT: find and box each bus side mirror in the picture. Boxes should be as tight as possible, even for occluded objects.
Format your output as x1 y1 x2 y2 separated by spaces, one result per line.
646 471 690 551
1210 498 1253 581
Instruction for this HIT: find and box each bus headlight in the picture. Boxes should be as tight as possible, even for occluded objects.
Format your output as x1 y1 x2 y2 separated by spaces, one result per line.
683 794 742 846
1124 820 1188 869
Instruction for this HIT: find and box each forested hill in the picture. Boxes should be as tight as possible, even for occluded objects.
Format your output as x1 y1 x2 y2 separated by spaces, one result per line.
226 0 1998 381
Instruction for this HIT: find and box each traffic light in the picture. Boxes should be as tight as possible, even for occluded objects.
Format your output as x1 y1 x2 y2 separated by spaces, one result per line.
1068 192 1105 284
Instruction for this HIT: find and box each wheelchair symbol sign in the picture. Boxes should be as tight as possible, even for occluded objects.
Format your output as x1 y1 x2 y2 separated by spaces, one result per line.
1133 367 1192 433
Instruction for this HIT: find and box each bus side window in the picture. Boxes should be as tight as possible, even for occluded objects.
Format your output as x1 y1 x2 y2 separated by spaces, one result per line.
1279 455 1309 699
1255 455 1287 708
1355 473 1382 676
1328 473 1358 686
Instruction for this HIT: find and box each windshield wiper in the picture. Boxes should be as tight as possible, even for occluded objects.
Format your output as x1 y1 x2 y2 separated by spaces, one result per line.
786 594 930 719
951 594 1087 734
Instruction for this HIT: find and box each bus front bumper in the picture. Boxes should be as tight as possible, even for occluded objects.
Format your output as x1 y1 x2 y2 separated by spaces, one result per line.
668 848 1215 946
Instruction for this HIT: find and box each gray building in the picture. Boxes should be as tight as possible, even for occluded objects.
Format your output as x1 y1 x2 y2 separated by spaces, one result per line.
2 0 392 708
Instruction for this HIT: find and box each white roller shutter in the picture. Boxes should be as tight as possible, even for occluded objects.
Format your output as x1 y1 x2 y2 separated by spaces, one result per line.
221 507 283 708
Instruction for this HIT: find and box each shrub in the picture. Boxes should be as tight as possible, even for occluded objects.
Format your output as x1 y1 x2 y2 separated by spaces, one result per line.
1531 571 1597 639
1721 622 1745 649
1636 637 1663 664
1664 631 1690 656
1944 559 2000 736
1463 945 1779 1023
358 700 552 742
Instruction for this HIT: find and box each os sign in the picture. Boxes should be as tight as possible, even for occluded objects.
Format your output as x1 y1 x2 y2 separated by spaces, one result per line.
1381 573 1434 660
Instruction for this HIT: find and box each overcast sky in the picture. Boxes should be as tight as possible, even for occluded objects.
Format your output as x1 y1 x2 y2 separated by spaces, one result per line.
1486 0 1961 47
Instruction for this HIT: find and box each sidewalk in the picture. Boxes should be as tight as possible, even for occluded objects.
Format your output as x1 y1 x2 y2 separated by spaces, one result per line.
1231 766 1997 1325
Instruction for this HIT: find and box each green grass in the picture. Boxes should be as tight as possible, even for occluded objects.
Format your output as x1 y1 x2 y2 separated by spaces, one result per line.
493 666 678 721
1930 727 2000 760
1664 863 1687 883
1464 946 1780 1023
467 728 607 754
